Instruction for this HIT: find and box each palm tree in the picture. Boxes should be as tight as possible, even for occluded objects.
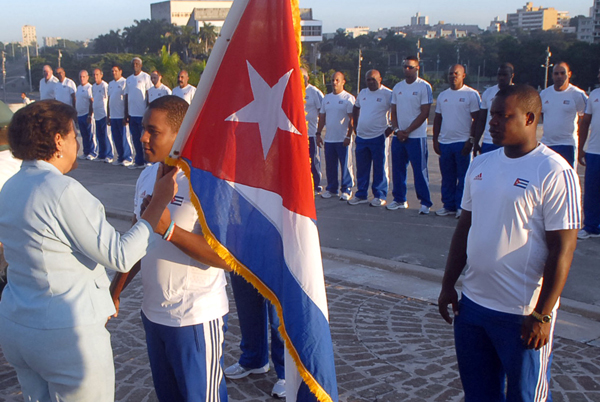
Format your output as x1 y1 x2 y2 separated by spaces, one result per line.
198 23 217 55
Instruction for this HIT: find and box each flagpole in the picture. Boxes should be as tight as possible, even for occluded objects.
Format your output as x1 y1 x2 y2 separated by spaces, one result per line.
170 0 250 158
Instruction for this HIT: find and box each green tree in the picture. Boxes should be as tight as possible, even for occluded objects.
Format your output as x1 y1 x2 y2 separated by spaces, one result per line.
198 23 217 55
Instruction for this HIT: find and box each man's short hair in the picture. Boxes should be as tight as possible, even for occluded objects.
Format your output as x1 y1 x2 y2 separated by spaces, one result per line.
132 57 142 63
555 61 571 72
9 100 77 161
405 56 420 66
147 95 189 132
499 62 514 75
496 84 541 117
112 64 123 71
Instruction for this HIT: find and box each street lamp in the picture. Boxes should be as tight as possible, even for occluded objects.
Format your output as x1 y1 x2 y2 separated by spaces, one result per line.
541 46 553 89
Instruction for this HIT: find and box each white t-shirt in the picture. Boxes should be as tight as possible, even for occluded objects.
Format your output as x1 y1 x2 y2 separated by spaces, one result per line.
108 78 126 119
134 164 228 327
320 90 355 143
391 78 433 139
305 84 324 137
480 84 501 145
541 84 588 147
0 150 21 192
148 84 172 104
54 78 76 107
435 85 481 144
172 84 196 105
92 81 109 120
39 76 59 100
461 145 581 315
584 88 600 155
75 83 93 117
355 86 392 139
125 72 152 117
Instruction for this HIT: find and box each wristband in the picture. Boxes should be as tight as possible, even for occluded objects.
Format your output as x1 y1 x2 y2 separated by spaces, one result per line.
315 131 322 136
163 221 175 241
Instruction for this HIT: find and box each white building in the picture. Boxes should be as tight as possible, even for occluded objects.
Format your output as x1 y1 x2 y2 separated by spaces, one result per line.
22 25 37 47
593 0 600 43
151 0 232 27
344 26 370 38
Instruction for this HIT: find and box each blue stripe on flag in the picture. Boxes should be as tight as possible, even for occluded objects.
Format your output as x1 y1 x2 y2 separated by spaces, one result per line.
187 161 338 400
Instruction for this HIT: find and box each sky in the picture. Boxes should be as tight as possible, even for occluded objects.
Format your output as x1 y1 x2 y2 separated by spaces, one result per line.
0 0 594 44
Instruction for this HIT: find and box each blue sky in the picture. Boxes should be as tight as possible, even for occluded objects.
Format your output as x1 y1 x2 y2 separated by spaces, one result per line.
0 0 593 44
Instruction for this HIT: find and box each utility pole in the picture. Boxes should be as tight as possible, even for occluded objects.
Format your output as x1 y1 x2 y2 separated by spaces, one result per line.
1 51 6 102
26 46 32 93
436 54 440 79
357 48 363 93
58 50 62 68
541 46 553 89
416 39 423 75
456 44 460 65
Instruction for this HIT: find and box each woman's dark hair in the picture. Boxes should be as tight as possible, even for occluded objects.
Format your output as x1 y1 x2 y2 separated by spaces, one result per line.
9 100 77 161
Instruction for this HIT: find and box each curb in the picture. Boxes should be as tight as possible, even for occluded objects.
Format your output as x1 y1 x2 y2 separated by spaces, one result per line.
321 247 600 322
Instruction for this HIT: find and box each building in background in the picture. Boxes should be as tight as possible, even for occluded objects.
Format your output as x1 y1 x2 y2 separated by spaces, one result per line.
593 0 600 43
506 2 566 31
344 26 370 38
151 0 232 26
43 37 62 48
21 25 37 47
411 13 429 26
487 16 508 32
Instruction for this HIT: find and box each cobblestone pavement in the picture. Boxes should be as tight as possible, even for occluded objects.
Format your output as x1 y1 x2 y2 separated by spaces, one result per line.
2 274 600 402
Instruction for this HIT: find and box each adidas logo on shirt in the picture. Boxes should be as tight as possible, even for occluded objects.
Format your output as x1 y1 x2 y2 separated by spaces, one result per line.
474 173 482 181
412 92 418 95
563 100 570 105
594 98 599 103
459 98 466 102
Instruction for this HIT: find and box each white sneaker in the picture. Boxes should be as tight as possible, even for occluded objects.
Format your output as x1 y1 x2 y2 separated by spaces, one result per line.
370 198 387 207
85 155 97 161
455 209 462 219
127 164 144 170
340 193 351 201
435 207 456 216
223 362 269 380
386 201 408 210
104 158 114 163
321 190 334 199
271 379 286 398
121 160 133 167
578 229 600 239
348 196 368 205
418 205 430 215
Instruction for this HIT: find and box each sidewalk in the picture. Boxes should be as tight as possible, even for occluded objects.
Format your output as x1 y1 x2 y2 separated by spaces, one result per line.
2 251 600 401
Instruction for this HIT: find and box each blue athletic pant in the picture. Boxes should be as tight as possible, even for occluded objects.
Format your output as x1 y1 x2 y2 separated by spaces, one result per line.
230 273 285 379
548 145 575 168
110 118 133 163
308 137 322 192
583 152 600 234
141 311 228 402
95 118 114 160
324 141 353 195
439 142 471 211
454 296 554 402
77 114 97 158
481 142 501 154
391 136 432 206
355 134 388 199
129 116 145 166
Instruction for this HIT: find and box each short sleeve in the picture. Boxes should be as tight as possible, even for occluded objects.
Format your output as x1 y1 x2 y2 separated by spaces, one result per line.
435 94 443 113
346 96 355 113
315 89 324 110
421 83 433 105
460 164 474 212
469 91 481 113
319 97 326 114
123 79 129 95
542 167 581 231
145 76 152 91
576 91 588 116
355 93 361 109
391 89 397 105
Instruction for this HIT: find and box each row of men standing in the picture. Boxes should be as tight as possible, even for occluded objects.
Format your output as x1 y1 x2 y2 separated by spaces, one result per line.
305 58 598 239
38 58 197 168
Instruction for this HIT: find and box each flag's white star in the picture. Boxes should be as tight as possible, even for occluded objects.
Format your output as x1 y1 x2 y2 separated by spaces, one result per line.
225 61 302 159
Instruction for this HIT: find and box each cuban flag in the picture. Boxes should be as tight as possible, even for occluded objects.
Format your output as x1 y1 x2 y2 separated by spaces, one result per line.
168 0 337 401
